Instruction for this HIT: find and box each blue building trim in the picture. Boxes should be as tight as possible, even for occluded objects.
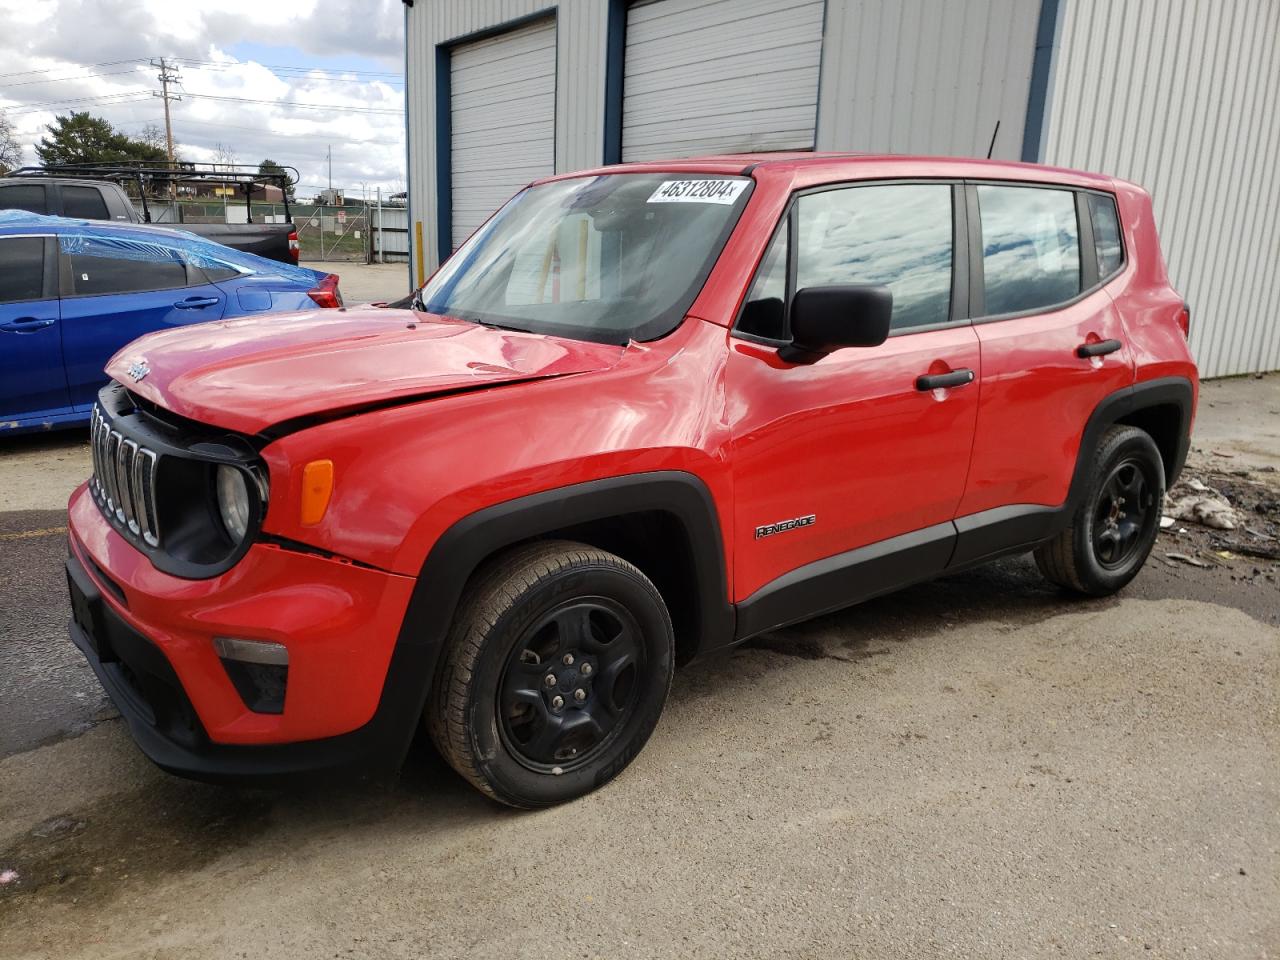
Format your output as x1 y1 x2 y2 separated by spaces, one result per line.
403 2 416 284
434 43 452 261
603 0 628 164
1022 0 1063 162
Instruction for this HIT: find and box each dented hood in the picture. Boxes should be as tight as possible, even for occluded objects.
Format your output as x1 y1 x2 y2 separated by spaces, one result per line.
107 307 626 434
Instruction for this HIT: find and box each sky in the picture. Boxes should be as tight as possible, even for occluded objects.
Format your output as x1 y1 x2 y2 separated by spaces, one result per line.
0 0 406 201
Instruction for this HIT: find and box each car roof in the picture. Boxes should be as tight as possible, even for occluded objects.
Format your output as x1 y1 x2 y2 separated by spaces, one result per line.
0 176 123 189
533 152 1116 191
0 211 192 241
0 212 322 283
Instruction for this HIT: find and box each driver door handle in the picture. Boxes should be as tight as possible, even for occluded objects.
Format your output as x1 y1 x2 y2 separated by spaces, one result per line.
916 368 975 391
174 296 220 309
0 316 56 333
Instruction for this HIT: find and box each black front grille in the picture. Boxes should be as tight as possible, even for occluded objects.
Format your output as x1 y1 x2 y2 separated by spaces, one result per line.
89 403 162 548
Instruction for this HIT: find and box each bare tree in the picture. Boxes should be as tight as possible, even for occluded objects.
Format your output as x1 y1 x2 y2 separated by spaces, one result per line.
212 141 239 170
139 123 166 153
0 110 22 174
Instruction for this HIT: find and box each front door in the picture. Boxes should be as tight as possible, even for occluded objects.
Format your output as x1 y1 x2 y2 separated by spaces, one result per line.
729 182 980 614
0 235 67 424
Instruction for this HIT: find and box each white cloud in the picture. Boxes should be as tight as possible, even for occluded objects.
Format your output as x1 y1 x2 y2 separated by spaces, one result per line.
0 0 405 198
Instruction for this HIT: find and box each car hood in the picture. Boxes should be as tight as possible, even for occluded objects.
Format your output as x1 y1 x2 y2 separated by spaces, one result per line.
107 307 626 434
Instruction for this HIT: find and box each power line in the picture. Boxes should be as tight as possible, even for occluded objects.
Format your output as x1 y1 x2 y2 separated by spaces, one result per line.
2 93 152 115
118 115 400 145
173 57 400 78
0 58 146 80
0 68 145 90
176 92 401 115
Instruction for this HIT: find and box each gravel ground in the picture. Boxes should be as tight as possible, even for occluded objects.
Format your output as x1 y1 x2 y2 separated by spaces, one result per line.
0 374 1276 958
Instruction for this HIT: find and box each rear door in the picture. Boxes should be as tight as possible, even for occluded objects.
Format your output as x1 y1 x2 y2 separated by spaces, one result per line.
729 181 981 606
57 232 229 409
0 234 67 423
955 183 1133 553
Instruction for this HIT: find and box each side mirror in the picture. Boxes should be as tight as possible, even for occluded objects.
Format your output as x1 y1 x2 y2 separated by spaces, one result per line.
779 284 893 363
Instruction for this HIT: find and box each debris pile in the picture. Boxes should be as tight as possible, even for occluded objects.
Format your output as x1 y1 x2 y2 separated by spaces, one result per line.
1158 458 1280 579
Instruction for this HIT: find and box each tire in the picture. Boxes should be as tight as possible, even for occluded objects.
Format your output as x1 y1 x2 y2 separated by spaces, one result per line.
1034 425 1166 596
428 540 674 808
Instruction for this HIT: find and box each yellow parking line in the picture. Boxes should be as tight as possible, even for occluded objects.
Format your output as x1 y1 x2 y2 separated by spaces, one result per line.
0 526 67 542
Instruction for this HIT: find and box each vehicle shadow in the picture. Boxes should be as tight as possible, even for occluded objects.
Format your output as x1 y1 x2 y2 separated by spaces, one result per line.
0 552 1112 915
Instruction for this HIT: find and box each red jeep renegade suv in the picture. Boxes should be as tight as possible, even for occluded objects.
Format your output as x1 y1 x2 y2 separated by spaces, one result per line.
66 154 1197 806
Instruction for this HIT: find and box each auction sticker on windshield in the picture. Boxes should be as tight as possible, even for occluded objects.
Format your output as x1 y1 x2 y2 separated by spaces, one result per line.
648 179 749 204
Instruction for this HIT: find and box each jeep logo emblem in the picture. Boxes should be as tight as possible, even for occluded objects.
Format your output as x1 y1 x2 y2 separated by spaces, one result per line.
127 358 150 382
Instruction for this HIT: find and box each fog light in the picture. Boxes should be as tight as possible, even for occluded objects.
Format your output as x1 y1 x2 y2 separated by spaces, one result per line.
214 637 288 714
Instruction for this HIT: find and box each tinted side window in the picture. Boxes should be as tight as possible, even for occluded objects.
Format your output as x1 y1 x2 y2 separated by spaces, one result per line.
796 184 953 330
0 238 46 303
0 184 48 215
738 221 788 340
62 186 111 221
62 236 189 296
977 185 1080 315
1087 192 1124 278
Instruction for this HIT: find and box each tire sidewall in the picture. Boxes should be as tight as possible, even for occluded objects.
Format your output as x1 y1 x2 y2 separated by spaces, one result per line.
1074 428 1166 592
466 565 673 807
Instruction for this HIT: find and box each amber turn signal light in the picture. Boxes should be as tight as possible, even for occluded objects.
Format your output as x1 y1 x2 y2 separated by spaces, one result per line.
300 459 334 525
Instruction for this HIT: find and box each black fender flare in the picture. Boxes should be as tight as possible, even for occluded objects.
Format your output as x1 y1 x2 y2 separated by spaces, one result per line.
365 470 734 769
1064 375 1195 511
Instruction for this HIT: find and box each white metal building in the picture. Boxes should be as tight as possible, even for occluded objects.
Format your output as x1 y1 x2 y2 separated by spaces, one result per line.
404 0 1280 377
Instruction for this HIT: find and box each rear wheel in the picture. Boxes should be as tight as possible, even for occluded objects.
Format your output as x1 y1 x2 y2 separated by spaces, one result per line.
1034 425 1165 596
428 541 673 808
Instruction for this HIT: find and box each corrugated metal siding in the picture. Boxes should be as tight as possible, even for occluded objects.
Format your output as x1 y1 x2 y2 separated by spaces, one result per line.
450 19 557 249
405 0 609 278
620 0 825 161
1041 0 1280 377
815 0 1041 160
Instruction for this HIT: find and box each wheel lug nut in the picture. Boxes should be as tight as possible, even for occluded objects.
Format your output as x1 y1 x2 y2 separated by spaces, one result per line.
574 688 587 702
551 695 564 709
562 653 575 666
544 674 557 687
580 662 593 677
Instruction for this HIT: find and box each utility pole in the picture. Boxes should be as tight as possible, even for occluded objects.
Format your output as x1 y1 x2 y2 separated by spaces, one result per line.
151 58 182 201
327 144 332 196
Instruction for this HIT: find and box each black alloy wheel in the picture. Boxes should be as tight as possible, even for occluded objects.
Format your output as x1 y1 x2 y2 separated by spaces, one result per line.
1090 457 1158 570
499 598 645 772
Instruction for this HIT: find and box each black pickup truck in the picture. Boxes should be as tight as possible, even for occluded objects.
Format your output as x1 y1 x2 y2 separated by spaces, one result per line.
0 165 300 265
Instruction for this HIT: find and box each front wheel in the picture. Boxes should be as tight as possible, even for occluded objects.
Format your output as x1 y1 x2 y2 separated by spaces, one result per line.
1034 425 1166 596
428 541 674 808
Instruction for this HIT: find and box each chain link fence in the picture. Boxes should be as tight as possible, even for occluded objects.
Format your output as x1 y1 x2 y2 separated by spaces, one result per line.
139 199 379 262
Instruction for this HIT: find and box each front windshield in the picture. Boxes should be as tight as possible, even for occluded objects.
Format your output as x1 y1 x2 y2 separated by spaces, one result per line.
418 173 752 343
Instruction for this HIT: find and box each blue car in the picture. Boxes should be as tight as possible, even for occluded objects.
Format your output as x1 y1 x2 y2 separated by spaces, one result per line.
0 212 343 434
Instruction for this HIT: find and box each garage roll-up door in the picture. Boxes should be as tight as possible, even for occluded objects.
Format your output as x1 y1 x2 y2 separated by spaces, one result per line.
621 0 825 161
450 17 556 251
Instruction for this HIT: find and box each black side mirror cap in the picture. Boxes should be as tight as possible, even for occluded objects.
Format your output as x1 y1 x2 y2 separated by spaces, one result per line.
778 284 893 363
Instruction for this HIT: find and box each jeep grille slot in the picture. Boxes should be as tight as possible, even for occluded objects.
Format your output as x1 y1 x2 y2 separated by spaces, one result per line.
90 405 161 548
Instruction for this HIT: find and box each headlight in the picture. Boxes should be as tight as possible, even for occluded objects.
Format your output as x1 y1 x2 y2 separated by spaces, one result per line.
216 465 252 543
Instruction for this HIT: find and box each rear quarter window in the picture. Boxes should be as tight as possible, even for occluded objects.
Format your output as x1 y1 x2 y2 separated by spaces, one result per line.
1087 193 1125 279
